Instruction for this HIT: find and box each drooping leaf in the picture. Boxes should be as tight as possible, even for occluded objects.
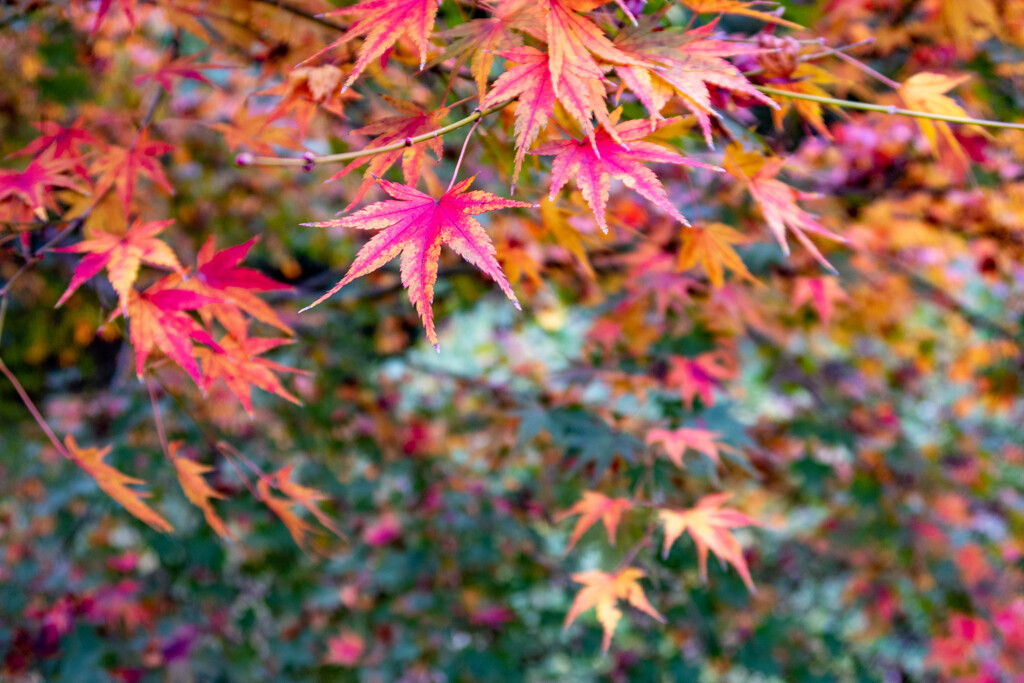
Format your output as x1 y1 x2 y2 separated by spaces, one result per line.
271 464 344 538
171 446 232 539
55 217 184 312
564 568 665 652
65 435 173 533
257 477 318 551
534 117 722 232
658 492 758 591
555 491 632 552
301 177 531 348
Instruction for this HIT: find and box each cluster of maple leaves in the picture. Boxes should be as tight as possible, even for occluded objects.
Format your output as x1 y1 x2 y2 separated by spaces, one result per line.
1 0 1014 660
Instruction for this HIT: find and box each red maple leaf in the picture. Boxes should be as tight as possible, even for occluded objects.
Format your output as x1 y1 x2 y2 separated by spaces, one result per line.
0 157 87 219
133 53 228 92
646 426 723 467
666 351 734 409
306 0 441 90
54 217 184 312
302 177 531 349
90 130 175 213
255 65 358 139
329 97 450 210
434 0 531 98
112 278 221 384
8 119 97 165
533 117 721 232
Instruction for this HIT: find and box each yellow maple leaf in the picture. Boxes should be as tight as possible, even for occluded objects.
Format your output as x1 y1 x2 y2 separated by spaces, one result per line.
898 72 974 170
564 568 665 652
678 223 757 289
172 447 232 539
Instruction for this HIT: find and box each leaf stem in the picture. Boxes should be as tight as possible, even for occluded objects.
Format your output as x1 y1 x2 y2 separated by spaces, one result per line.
448 119 481 192
0 356 69 458
756 86 1024 130
241 101 513 168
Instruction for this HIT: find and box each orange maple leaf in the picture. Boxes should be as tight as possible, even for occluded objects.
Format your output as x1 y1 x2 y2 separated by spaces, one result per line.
646 426 723 467
308 0 441 90
211 109 304 157
555 491 632 552
257 477 318 551
171 446 232 539
256 65 358 139
329 97 450 210
90 130 174 213
564 568 665 652
533 116 722 232
65 435 173 533
677 222 756 289
55 217 184 312
301 176 531 349
435 0 531 98
658 492 758 591
196 331 307 415
680 0 801 29
272 464 344 539
898 72 975 172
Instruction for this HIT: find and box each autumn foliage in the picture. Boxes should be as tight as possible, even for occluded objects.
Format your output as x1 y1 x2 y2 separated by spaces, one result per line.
2 0 1024 679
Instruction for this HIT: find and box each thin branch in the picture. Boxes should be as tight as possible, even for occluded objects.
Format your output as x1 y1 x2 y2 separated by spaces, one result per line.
147 380 172 459
756 86 1024 131
0 357 68 458
249 0 347 32
0 219 85 298
240 101 514 168
448 119 481 192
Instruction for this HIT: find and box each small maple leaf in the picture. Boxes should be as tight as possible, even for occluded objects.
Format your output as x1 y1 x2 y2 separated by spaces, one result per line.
89 0 138 34
54 217 184 312
615 18 777 145
256 65 358 139
329 97 450 210
65 435 173 532
534 117 722 232
0 157 88 220
564 568 665 652
211 109 304 157
171 446 232 539
133 53 227 92
257 478 318 551
680 0 801 29
555 491 632 552
658 492 758 591
666 351 733 409
113 278 222 384
677 222 755 289
301 177 531 349
189 237 293 340
90 130 174 214
646 426 723 467
725 146 844 271
8 119 96 165
271 464 344 538
792 275 847 325
898 72 974 172
435 0 531 98
306 0 441 90
197 332 307 415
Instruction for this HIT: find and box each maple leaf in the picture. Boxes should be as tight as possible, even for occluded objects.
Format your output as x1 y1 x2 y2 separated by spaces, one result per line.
8 119 96 165
762 62 841 139
90 130 174 214
898 72 974 171
0 157 88 220
792 275 847 325
54 217 184 312
533 117 722 232
435 0 530 98
257 478 318 551
211 109 304 157
614 18 777 145
189 237 292 340
725 146 844 271
271 464 344 538
666 351 733 409
196 331 307 415
113 279 222 384
256 65 359 139
329 97 450 210
480 48 558 188
171 447 232 539
646 426 723 467
133 53 227 92
677 222 755 288
308 0 441 91
301 177 531 349
65 435 173 533
658 492 758 591
680 0 802 29
555 491 632 552
564 568 665 652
